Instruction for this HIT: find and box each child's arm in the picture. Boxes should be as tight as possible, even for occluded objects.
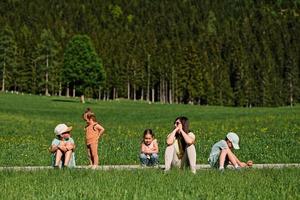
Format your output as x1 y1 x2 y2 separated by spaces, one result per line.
65 138 76 151
96 124 105 137
49 144 58 153
49 139 60 153
150 139 159 154
65 142 75 151
57 141 67 152
229 151 247 167
141 143 150 154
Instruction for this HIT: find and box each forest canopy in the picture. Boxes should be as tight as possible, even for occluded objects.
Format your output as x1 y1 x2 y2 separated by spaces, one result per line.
0 0 299 106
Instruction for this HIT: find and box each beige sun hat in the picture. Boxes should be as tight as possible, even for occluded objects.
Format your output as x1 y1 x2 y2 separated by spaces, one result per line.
226 132 240 149
54 124 72 136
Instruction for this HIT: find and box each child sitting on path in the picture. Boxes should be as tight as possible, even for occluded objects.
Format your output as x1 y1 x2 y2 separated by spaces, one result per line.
49 124 76 168
83 109 105 169
140 129 159 166
208 132 252 171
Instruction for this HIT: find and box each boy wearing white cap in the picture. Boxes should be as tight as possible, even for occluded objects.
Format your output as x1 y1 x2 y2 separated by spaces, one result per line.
208 132 251 171
49 124 76 168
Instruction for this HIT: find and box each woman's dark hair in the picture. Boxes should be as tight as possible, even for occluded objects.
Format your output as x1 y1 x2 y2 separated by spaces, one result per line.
143 129 155 138
174 116 189 133
174 116 189 150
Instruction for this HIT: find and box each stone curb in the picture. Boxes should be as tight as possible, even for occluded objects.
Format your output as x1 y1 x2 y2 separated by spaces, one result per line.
0 163 299 171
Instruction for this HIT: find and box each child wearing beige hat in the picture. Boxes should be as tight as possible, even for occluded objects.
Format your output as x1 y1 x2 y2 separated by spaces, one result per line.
208 132 252 171
49 124 76 168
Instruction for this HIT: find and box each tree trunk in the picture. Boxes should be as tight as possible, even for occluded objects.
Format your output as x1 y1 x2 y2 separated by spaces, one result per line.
152 88 155 103
113 87 116 100
141 88 144 101
289 81 293 107
171 65 175 104
73 83 75 97
164 81 169 103
32 60 37 94
133 70 136 101
1 62 5 92
107 89 110 100
133 84 136 101
45 55 49 96
127 79 130 100
66 83 70 97
80 95 85 103
159 78 163 103
146 54 150 102
59 82 62 96
98 86 101 100
169 88 172 104
14 77 17 92
103 91 106 101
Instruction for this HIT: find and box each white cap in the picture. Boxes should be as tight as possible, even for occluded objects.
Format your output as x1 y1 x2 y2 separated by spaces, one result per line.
54 124 72 136
226 132 240 149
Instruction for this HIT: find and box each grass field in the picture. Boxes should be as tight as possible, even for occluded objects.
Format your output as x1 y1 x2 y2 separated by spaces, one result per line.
0 168 299 199
0 93 299 166
0 93 299 199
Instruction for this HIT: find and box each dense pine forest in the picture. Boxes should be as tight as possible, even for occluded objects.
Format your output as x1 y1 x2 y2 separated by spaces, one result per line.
0 0 299 106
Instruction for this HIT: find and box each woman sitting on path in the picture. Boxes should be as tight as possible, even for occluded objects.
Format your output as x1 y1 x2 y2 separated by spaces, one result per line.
164 116 197 174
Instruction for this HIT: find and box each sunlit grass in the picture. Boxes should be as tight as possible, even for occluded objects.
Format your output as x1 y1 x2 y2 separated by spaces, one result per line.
0 93 299 166
0 168 299 200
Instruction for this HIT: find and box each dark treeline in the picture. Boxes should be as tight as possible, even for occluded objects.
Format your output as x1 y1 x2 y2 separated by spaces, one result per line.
0 0 300 106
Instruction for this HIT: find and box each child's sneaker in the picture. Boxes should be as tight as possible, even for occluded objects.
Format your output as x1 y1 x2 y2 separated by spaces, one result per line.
91 165 98 170
53 165 60 169
235 166 241 171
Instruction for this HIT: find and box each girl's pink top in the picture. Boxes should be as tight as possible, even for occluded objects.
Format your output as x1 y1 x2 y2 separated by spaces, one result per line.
141 139 158 154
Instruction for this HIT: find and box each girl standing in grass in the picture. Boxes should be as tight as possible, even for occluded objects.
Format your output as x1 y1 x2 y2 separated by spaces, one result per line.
140 129 159 166
164 116 197 174
83 109 105 169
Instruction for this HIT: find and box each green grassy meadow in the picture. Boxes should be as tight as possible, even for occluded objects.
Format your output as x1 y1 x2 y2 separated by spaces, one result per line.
1 169 299 199
0 93 300 199
0 93 299 166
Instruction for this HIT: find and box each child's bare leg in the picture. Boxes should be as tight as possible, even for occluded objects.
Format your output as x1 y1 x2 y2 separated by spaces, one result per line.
64 150 72 166
90 143 99 166
226 149 239 167
55 149 63 166
87 145 93 166
219 148 238 169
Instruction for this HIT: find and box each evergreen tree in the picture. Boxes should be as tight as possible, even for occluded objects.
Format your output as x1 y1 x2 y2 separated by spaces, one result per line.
0 0 299 106
0 25 17 92
35 29 59 96
63 34 105 98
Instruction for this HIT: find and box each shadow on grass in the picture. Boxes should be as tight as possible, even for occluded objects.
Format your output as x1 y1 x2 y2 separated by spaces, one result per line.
52 99 93 104
52 99 78 103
